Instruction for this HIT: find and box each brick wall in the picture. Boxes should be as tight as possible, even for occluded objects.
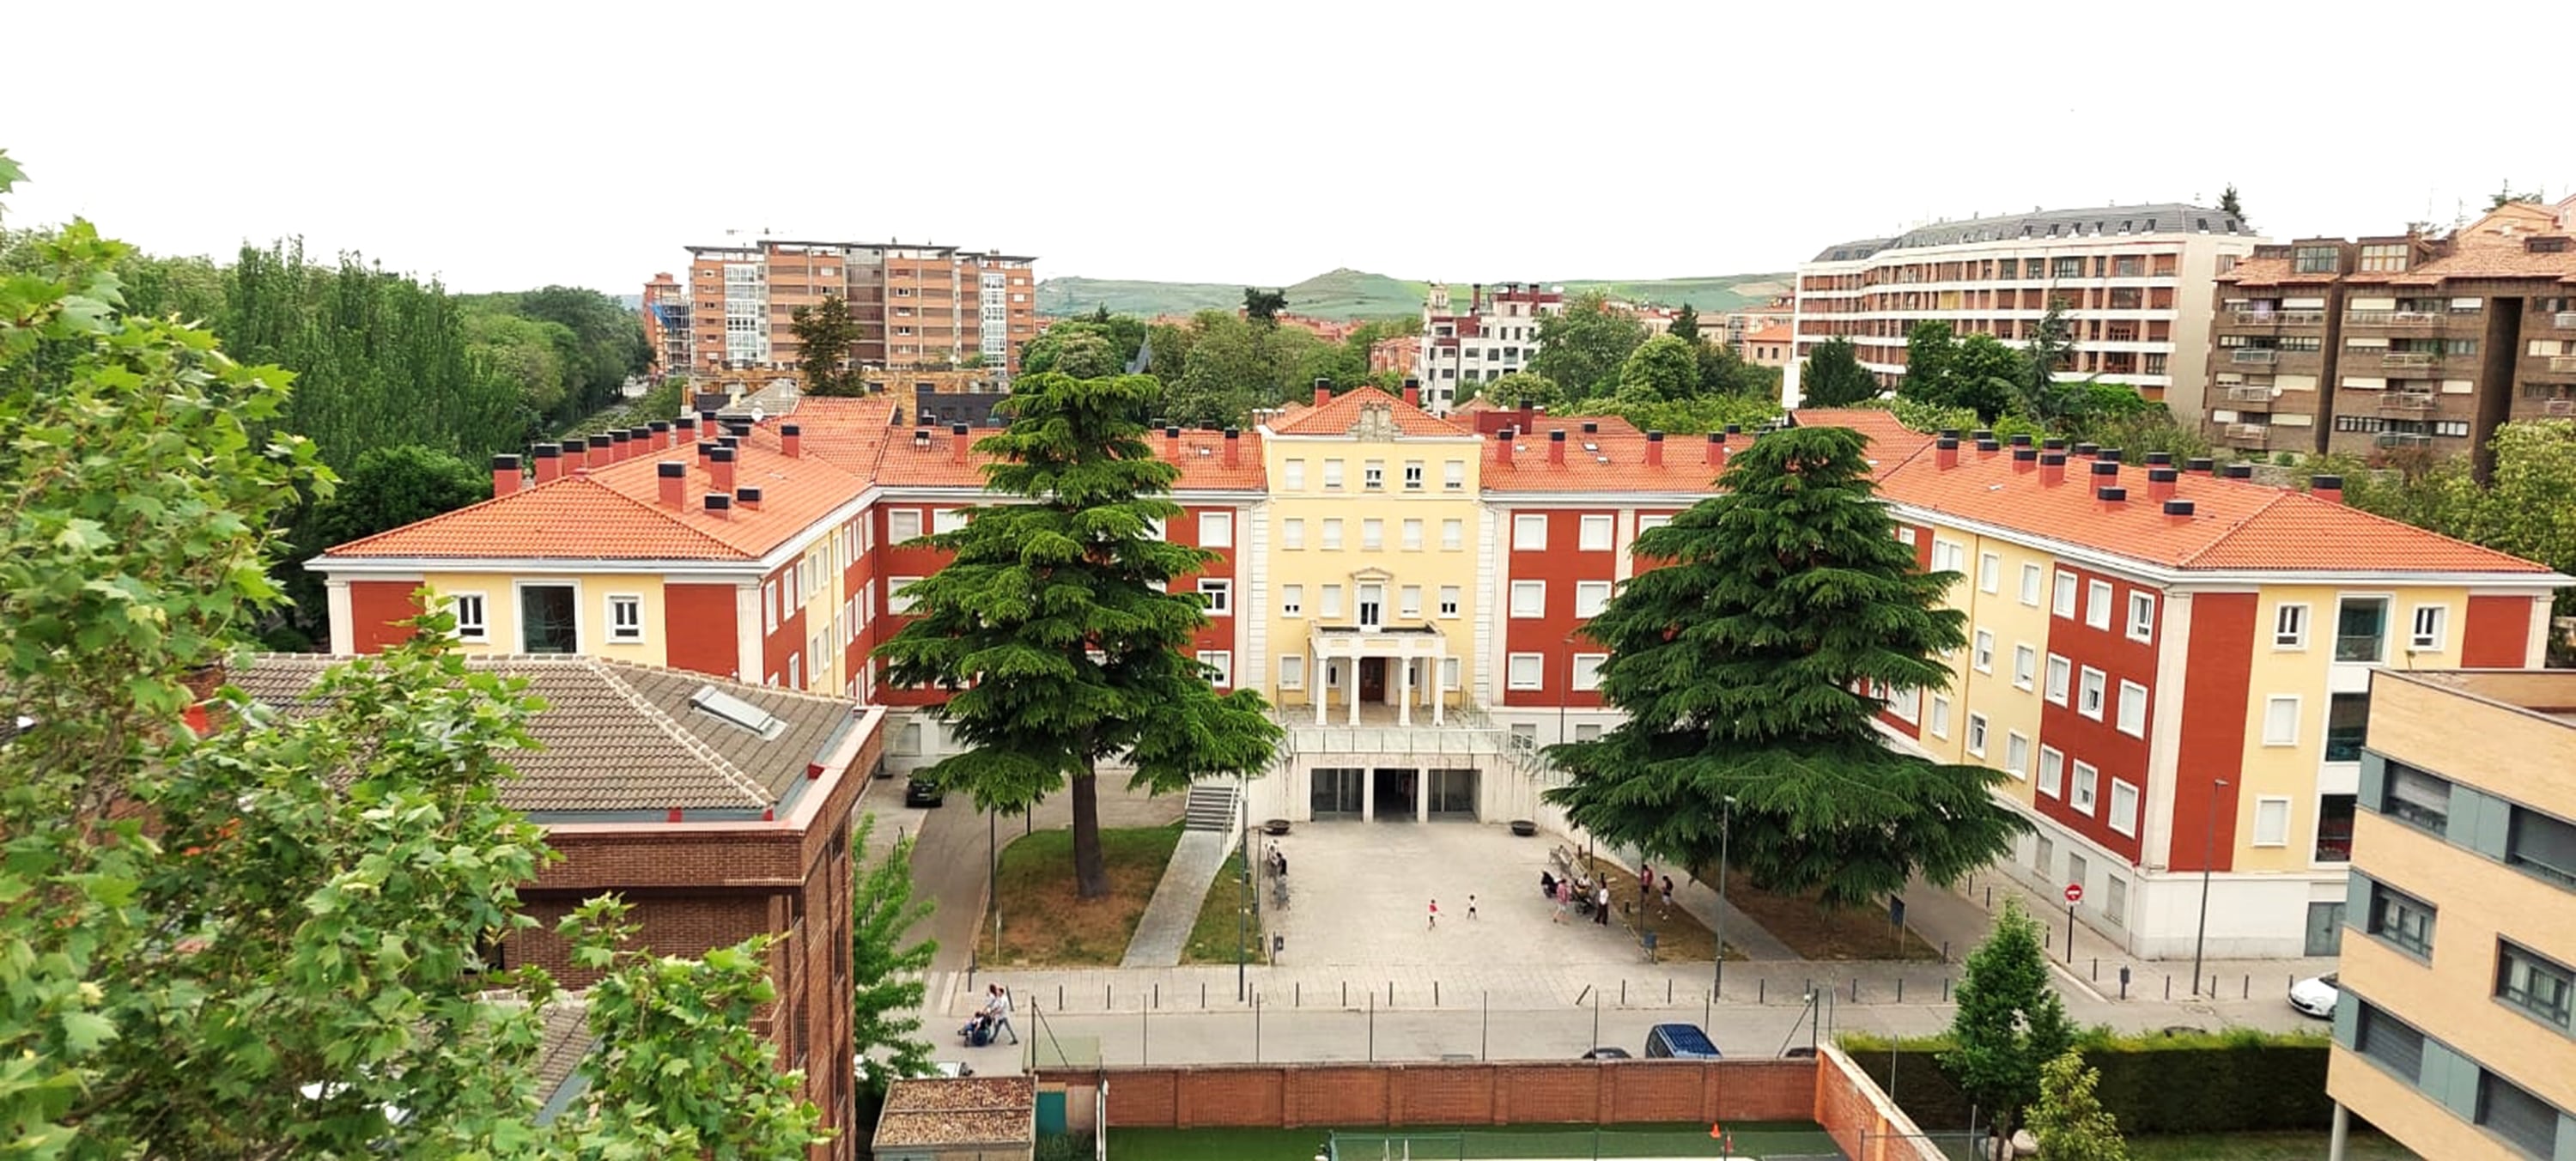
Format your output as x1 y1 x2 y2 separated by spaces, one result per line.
1811 1046 1947 1161
1067 1060 1814 1130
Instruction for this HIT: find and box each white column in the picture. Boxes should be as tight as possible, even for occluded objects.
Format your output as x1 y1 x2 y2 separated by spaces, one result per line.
1362 766 1375 822
1315 645 1329 726
1432 638 1447 726
1398 645 1413 726
1346 646 1362 726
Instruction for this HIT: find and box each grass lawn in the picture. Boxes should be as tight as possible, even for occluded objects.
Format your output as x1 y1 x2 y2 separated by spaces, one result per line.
1110 1121 1836 1161
2128 1130 2415 1159
1181 849 1261 965
975 824 1182 967
1579 855 1732 963
1720 869 1942 961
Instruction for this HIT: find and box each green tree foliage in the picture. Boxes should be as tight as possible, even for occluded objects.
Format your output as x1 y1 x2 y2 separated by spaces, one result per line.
1797 337 1880 407
1898 320 1958 404
2344 420 2576 623
2027 1049 2130 1161
1482 371 1563 410
1024 325 1121 379
1543 426 2026 906
1529 290 1648 399
0 155 818 1156
1942 899 2076 1146
2490 181 2547 210
873 372 1281 897
1576 394 1782 440
307 445 490 552
1898 322 2021 422
850 815 939 1094
499 285 653 416
2015 300 2082 422
1697 337 1774 399
1614 333 1703 403
1142 321 1194 383
1162 311 1333 428
790 292 864 396
2218 185 2244 222
1242 287 1288 324
1668 303 1700 344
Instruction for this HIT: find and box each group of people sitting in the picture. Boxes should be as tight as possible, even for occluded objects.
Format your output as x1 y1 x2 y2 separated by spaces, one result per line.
960 984 1018 1047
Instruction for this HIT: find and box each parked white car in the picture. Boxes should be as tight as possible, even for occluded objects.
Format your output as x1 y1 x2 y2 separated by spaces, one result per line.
2288 972 2340 1018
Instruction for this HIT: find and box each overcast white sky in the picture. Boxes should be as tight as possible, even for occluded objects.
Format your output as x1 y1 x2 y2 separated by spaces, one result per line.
8 1 2569 295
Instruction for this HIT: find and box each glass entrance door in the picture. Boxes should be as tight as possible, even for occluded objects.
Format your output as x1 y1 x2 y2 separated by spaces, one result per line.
1309 768 1364 818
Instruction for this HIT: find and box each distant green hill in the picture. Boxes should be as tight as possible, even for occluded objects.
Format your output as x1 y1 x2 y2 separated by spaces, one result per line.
1033 268 1789 321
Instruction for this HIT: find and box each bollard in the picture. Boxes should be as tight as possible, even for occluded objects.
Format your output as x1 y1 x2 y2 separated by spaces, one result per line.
1296 982 1301 1007
2210 975 2218 997
2092 957 2099 982
1388 981 1394 1007
1897 977 1905 1003
1199 982 1206 1008
1154 983 1159 1010
1141 1005 1150 1066
1941 977 1951 1002
1342 982 1348 1007
1852 977 1860 1002
2119 966 2131 1000
2164 976 2172 1000
1667 980 1674 1004
1058 985 1064 1011
1436 982 1441 1007
1941 940 1949 963
1759 979 1766 1004
1108 983 1114 1008
1985 884 1992 909
1621 980 1628 1006
2243 975 2251 1000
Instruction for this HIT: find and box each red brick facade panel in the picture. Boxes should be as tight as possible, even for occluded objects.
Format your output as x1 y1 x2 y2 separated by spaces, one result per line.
345 580 423 653
2461 593 2537 669
2032 562 2160 864
664 581 740 680
2172 593 2256 872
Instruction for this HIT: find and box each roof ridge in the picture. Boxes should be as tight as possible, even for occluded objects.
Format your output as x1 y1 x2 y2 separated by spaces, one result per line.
2184 485 2542 570
2172 488 2287 567
567 478 757 558
324 474 749 561
579 657 774 809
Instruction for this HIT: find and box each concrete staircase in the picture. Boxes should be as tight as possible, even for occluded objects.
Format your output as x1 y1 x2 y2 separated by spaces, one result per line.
1183 781 1238 832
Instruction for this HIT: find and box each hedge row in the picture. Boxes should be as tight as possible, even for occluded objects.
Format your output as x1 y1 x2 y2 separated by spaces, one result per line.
1838 1029 2335 1136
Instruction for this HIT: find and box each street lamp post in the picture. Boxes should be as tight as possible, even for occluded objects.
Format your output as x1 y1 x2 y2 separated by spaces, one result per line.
989 809 1000 961
1714 795 1735 1000
2190 778 2231 997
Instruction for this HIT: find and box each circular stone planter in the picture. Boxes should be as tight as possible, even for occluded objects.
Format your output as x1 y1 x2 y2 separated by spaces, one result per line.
1263 818 1292 836
1509 819 1539 837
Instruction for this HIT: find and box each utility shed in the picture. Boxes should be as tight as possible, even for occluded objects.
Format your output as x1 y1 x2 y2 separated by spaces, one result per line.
872 1075 1036 1161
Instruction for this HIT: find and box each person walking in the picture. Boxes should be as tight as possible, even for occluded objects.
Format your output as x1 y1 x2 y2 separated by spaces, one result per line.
1467 894 1478 921
1594 882 1611 925
1552 878 1571 923
989 987 1018 1045
1427 898 1439 929
1661 875 1675 916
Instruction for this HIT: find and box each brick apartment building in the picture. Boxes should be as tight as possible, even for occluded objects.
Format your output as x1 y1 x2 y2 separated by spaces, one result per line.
1789 204 2263 421
1413 282 1564 413
679 240 1038 375
226 653 884 1158
641 272 689 372
2205 195 2576 471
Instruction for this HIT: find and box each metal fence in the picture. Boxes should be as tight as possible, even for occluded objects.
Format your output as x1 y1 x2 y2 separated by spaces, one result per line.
1326 1126 1844 1160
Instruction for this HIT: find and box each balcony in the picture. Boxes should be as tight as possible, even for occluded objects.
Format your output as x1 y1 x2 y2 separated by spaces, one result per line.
2345 310 2440 326
2375 432 2433 450
2545 399 2576 416
2381 351 2439 370
2552 356 2576 373
2225 385 2277 405
2554 312 2576 328
2228 309 2325 328
2222 423 2271 447
2230 349 2280 365
2379 391 2438 413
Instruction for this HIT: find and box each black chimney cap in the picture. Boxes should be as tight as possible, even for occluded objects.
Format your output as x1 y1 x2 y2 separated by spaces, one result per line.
2010 434 2034 447
1646 431 1664 442
2040 452 2068 465
2096 486 2128 501
2185 457 2215 472
588 435 614 450
703 493 731 511
2092 460 2121 477
1549 429 1567 441
2043 438 2068 451
2099 447 2123 463
2164 499 2196 516
781 423 800 436
1939 428 1963 440
649 420 671 433
736 486 762 503
2012 447 2038 461
709 447 735 463
1724 424 1742 435
2073 441 2099 456
2143 451 2172 465
2311 474 2345 489
1936 436 1959 449
2224 463 2254 478
531 443 560 458
657 461 684 477
491 453 519 470
1224 428 1240 440
2148 467 2178 482
951 422 969 435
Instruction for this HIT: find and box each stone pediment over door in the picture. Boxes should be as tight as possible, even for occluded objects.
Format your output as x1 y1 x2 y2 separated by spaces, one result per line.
1350 404 1400 441
1348 565 1395 585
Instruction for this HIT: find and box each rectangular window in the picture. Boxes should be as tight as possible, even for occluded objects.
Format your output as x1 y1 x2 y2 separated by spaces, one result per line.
2078 667 2106 720
1438 586 1461 617
1571 654 1606 691
1443 459 1465 490
1886 685 1921 723
1320 585 1345 618
1638 514 1672 533
762 580 779 634
2336 597 2389 662
2020 562 2043 606
1972 629 1995 672
1196 650 1232 687
2044 655 2071 704
894 720 924 757
1507 653 1544 690
1510 580 1546 618
607 594 643 642
1280 584 1303 617
2013 644 2038 690
450 593 488 642
933 508 969 535
1514 514 1548 550
2498 941 2576 1031
2253 797 2291 846
2354 1002 2426 1084
1363 460 1384 490
1929 695 1951 739
1441 519 1464 550
1402 460 1424 490
2086 580 2114 629
1279 654 1305 689
1360 519 1383 550
1199 511 1233 547
1579 514 1613 551
2409 605 2446 652
889 508 923 543
2325 692 2369 762
1321 520 1344 550
1282 459 1305 489
1401 519 1424 550
1931 538 1966 574
2366 879 2436 957
2476 1070 2562 1158
1321 459 1345 489
2109 780 2139 836
1965 712 1989 757
1197 579 1231 615
2116 680 2148 737
1978 551 2001 593
2071 761 2099 815
2263 696 2300 745
2053 569 2079 617
1281 518 1305 550
2038 746 2064 797
2274 603 2309 649
1398 586 1422 618
2506 805 2576 889
2126 593 2155 641
518 584 579 653
2005 732 2030 779
1442 657 1461 690
1575 580 1612 618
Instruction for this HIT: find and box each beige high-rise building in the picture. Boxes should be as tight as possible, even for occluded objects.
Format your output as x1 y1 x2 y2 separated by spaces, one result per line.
679 240 1037 374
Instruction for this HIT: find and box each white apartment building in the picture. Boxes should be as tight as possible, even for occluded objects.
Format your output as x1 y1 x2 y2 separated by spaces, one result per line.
1413 283 1564 412
1787 204 2263 422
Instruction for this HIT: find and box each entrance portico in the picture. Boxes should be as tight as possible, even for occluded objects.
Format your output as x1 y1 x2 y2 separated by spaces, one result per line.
1309 624 1447 726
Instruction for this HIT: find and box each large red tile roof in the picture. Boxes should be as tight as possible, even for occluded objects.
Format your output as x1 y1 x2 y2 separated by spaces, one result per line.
1267 386 1471 437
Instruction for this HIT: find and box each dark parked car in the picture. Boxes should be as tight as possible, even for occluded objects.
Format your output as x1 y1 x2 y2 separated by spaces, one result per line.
1643 1023 1721 1059
1580 1047 1631 1061
905 778 945 808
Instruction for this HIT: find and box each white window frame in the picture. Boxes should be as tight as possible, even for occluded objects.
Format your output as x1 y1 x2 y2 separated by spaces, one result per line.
2116 680 2148 737
1574 580 1612 618
2086 580 2115 630
1403 460 1425 490
1886 685 1921 723
1438 586 1461 618
1319 585 1345 618
450 592 489 643
1321 520 1344 550
1506 653 1545 690
1400 519 1424 550
1196 650 1232 687
1441 657 1461 690
2005 731 2030 779
1972 629 1995 673
1931 538 1967 574
2044 654 2071 705
1363 459 1384 491
1965 712 1989 757
762 580 779 634
2409 604 2446 652
1281 518 1305 550
1513 514 1549 550
1281 584 1303 617
1578 514 1614 551
1978 552 2002 593
1279 654 1305 689
2078 666 2107 720
606 593 645 642
889 508 923 543
2127 592 2156 642
1443 459 1465 490
1441 519 1464 550
1360 519 1383 550
1282 459 1305 490
2252 796 2292 847
1199 511 1233 547
1197 579 1231 616
1321 459 1345 489
1928 695 1952 739
933 507 969 535
888 576 922 615
1510 580 1546 618
2013 644 2038 690
2038 746 2064 798
2053 569 2079 617
1638 514 1672 533
2071 760 2099 815
2020 562 2044 607
1398 585 1422 619
2109 779 2139 836
2261 695 2302 745
1571 653 1606 691
2273 602 2309 649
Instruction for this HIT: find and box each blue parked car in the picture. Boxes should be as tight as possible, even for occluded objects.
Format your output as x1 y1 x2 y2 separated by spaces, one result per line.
1643 1023 1721 1059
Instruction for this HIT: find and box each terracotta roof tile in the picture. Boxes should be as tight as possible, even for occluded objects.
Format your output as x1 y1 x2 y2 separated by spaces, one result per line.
1790 409 1941 470
2213 257 2336 286
1744 321 1794 343
1267 386 1470 437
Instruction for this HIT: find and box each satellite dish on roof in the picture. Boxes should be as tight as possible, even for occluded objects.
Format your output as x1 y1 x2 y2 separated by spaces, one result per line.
751 405 766 423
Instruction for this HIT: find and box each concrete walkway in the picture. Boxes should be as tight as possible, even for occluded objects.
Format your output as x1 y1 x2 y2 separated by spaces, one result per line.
1119 829 1234 967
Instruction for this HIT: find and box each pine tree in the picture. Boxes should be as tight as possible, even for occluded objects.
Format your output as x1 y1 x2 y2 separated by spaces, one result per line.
1668 303 1701 344
2027 1049 2130 1161
790 293 862 396
1543 425 2026 906
872 371 1282 897
2217 185 2244 223
1797 337 1880 407
1943 900 2076 1151
851 813 939 1093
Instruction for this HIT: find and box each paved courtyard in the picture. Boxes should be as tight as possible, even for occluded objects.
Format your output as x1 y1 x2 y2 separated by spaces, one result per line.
1262 820 1653 968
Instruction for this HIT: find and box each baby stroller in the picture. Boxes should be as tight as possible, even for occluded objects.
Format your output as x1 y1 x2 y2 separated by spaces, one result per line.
958 1012 995 1048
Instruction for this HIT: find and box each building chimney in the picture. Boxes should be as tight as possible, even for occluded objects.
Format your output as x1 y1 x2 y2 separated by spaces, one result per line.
1313 377 1332 408
1939 428 1963 441
2010 434 2033 447
781 423 801 459
737 485 762 512
2073 441 2099 458
608 429 631 462
2148 467 2178 501
630 426 653 457
1518 404 1535 433
1548 429 1567 466
2184 456 2215 475
703 492 731 520
1496 428 1516 466
2310 474 2344 505
559 440 586 473
532 441 564 483
947 422 969 465
649 419 671 449
1164 424 1181 459
2143 451 2172 466
2043 438 2068 452
2224 464 2255 480
2040 453 2068 487
491 453 522 495
1401 378 1420 408
2090 460 2121 486
2096 485 2129 511
2012 447 2038 473
1971 429 1994 443
1224 428 1241 468
1934 436 1960 471
1724 423 1743 435
697 409 718 433
1645 431 1665 467
2099 447 2124 464
656 461 684 508
708 446 735 495
676 415 698 444
1705 432 1726 465
1581 421 1599 435
588 434 614 466
2163 498 2196 525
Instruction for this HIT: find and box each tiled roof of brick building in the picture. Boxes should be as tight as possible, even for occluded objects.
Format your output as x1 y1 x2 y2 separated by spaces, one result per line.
1744 321 1794 343
1481 422 1744 493
1790 409 1941 466
228 654 865 814
1267 386 1471 437
869 422 1267 490
2213 257 2326 286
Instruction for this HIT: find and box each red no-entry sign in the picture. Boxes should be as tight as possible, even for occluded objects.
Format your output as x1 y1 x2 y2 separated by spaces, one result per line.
2064 883 2085 904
